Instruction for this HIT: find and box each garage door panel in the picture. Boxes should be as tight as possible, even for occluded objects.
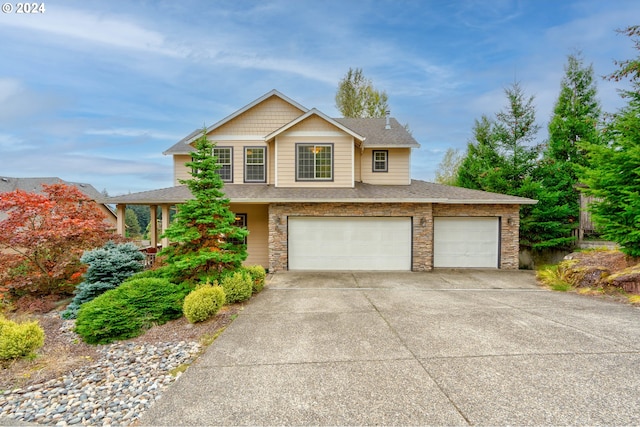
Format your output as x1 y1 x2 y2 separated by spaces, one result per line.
288 217 411 271
434 217 499 268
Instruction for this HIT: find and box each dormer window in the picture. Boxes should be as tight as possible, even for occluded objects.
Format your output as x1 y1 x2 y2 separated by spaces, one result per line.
373 150 388 172
296 143 333 181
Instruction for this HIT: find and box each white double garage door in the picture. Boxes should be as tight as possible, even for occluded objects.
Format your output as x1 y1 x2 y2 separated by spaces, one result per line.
288 216 500 271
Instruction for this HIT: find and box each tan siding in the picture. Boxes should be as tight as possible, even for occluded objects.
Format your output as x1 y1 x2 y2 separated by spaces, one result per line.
173 155 192 185
268 141 275 185
230 203 269 268
361 148 411 185
211 96 304 136
286 116 338 132
276 135 353 187
354 146 362 182
274 117 354 188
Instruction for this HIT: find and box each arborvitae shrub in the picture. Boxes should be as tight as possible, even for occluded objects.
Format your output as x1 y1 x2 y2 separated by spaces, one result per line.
62 241 145 319
75 278 191 345
0 316 45 360
183 284 226 323
220 271 253 303
244 265 266 293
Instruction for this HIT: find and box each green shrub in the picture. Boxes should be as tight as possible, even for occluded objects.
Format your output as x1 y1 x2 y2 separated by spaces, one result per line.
244 265 266 293
62 241 145 319
220 271 253 303
0 316 45 360
75 278 191 345
124 266 173 282
183 284 226 323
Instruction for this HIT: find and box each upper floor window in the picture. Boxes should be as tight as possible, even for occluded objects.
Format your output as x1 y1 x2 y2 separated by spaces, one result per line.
296 144 333 181
244 147 266 183
213 147 233 182
372 150 388 172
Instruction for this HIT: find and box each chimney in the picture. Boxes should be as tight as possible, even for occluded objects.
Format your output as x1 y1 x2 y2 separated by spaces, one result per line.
385 110 391 129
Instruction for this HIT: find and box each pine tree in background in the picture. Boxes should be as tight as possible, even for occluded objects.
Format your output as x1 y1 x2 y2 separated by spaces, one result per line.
456 115 506 190
456 83 541 249
125 208 142 238
528 53 602 250
160 129 248 282
580 26 640 256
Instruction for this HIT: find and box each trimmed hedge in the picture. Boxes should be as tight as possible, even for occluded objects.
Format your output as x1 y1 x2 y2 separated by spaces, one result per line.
220 271 253 303
0 316 45 360
183 284 226 323
244 265 266 294
75 278 191 345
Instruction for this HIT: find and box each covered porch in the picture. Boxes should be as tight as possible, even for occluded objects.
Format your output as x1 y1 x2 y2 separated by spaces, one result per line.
104 185 270 268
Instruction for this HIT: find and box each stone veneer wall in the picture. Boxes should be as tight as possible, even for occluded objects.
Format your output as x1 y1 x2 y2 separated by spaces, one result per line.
432 204 520 270
268 202 521 272
268 203 433 272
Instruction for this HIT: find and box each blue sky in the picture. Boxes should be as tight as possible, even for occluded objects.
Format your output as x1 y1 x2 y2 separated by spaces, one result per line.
0 0 638 196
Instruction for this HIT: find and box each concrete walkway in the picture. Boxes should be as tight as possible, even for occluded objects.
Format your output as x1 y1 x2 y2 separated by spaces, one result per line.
140 271 640 426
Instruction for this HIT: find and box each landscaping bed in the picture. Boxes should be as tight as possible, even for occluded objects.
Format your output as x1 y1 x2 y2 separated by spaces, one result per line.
0 303 242 392
538 249 640 304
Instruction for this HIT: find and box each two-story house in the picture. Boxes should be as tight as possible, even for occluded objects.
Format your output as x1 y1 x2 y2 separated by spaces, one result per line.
106 90 536 271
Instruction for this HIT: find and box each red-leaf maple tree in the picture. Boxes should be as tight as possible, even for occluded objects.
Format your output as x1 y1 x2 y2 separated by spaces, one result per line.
0 183 116 300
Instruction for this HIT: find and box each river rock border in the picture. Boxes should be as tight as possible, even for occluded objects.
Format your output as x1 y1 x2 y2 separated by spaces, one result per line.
0 339 202 426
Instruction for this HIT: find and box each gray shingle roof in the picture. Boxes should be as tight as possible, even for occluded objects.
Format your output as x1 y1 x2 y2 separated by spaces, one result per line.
103 180 536 205
334 117 420 148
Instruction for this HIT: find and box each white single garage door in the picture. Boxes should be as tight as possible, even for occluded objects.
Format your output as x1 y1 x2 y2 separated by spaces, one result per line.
433 217 499 268
288 217 412 271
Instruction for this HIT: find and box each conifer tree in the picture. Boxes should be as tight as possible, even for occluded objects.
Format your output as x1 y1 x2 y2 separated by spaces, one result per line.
456 83 541 249
160 129 248 282
529 53 602 250
580 26 640 256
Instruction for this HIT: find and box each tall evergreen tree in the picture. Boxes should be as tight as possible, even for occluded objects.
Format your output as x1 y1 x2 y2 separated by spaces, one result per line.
456 83 541 249
125 208 142 237
160 129 248 282
580 26 640 256
528 53 602 250
456 115 505 190
335 68 389 118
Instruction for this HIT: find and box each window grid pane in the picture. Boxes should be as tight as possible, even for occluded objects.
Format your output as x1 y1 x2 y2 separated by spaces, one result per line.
213 148 232 181
373 151 387 171
297 144 332 180
245 148 265 182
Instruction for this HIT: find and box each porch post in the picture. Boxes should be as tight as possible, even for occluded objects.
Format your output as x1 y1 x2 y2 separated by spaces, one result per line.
161 204 171 248
149 205 158 248
116 204 126 236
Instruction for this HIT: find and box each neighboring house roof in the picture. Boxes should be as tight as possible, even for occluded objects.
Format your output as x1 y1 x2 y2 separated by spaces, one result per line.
102 180 536 205
0 176 117 222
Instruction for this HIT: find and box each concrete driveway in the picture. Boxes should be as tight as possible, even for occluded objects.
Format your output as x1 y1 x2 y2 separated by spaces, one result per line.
141 271 640 426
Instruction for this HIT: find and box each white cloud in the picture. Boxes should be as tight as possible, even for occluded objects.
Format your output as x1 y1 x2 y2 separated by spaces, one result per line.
0 6 183 57
85 128 182 140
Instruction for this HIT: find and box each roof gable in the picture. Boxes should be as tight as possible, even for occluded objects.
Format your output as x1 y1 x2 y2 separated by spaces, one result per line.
163 90 308 154
265 108 364 142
